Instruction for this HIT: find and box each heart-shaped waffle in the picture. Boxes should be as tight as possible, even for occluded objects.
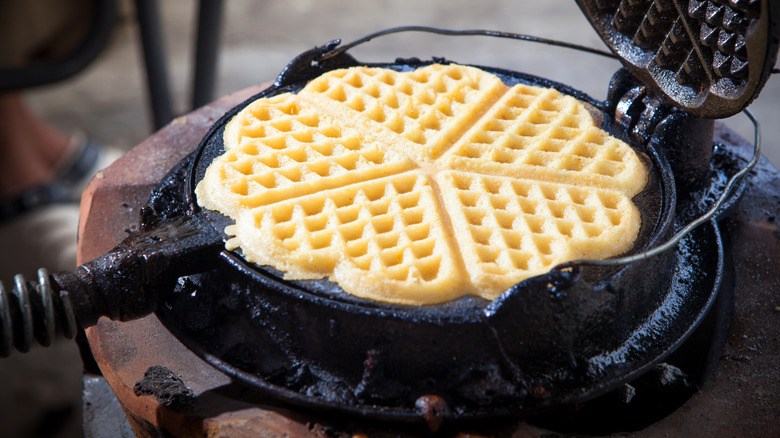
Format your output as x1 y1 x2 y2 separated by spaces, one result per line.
196 64 647 305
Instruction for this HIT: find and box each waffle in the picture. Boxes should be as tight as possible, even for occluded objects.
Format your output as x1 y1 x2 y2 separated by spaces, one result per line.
436 171 641 293
301 64 507 162
439 83 646 197
196 93 416 215
196 64 647 305
226 171 469 304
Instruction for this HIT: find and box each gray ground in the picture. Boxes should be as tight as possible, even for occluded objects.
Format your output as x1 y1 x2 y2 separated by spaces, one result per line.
2 1 779 436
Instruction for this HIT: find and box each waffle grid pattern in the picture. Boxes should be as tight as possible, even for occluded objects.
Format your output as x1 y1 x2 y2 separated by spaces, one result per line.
436 171 638 289
201 94 415 213
197 64 647 305
442 83 646 197
228 172 467 303
303 64 507 160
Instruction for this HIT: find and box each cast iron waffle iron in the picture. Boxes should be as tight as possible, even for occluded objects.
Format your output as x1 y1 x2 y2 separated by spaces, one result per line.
0 0 777 427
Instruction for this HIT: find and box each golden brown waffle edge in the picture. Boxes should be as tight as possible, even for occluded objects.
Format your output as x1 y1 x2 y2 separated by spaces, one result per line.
196 64 648 305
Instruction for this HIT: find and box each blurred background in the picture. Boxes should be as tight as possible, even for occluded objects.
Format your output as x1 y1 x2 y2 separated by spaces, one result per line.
26 0 780 163
1 1 778 437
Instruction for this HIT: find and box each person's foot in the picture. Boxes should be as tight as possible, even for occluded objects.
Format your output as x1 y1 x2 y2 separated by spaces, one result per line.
0 94 123 279
0 94 72 198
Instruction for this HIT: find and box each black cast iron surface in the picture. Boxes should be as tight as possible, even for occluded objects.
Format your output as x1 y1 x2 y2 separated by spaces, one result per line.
0 46 738 424
138 53 733 422
576 0 780 119
68 116 777 436
153 167 723 421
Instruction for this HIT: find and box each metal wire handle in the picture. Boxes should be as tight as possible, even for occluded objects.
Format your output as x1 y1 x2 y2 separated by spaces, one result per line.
321 25 763 269
561 108 761 269
319 25 619 61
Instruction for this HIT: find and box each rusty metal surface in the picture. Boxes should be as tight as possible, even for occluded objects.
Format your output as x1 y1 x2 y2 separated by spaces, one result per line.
80 84 779 435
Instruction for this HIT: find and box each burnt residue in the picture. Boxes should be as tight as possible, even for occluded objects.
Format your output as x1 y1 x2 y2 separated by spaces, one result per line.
452 362 520 408
142 153 198 229
354 349 407 403
155 208 722 424
676 144 749 224
149 53 726 423
414 394 448 432
133 365 197 413
654 363 690 388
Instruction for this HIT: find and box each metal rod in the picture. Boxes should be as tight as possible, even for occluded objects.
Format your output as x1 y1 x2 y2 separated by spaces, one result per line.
135 0 175 130
191 0 225 109
559 108 761 269
319 26 618 62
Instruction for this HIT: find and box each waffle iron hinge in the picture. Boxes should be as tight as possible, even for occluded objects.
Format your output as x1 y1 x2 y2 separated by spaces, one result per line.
608 69 715 191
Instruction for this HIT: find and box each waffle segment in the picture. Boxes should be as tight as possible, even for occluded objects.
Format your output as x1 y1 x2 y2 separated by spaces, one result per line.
302 64 507 162
197 64 648 305
196 92 416 214
440 84 647 196
436 171 641 299
227 171 468 305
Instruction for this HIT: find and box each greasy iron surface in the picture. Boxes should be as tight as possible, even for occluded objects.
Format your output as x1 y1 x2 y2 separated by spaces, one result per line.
576 0 780 119
80 89 779 435
144 56 726 421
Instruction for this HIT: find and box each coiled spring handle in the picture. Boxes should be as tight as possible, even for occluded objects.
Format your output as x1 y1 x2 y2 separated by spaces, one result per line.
0 214 221 357
0 269 77 357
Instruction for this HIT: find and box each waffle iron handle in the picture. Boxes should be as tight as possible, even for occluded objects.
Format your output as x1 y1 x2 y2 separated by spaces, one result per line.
273 40 359 88
0 214 223 357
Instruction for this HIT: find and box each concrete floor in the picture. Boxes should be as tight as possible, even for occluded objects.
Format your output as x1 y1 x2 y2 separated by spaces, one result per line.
3 1 779 436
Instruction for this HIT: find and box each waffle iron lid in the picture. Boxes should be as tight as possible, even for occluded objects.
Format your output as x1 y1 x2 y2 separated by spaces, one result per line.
576 0 779 119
